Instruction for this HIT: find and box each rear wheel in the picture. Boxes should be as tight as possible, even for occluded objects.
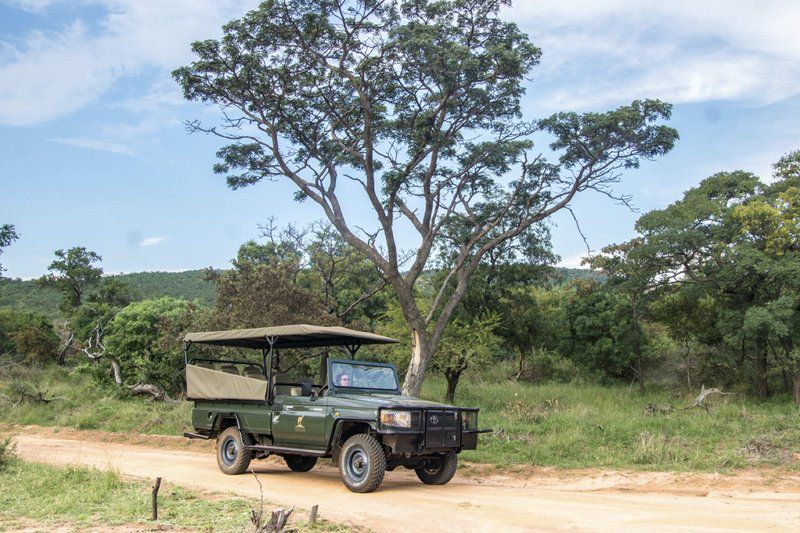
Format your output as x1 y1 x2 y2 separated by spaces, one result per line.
338 434 386 493
284 455 317 472
216 427 253 475
415 453 458 485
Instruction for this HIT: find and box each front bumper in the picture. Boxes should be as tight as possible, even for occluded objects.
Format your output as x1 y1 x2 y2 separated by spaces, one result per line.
377 407 488 454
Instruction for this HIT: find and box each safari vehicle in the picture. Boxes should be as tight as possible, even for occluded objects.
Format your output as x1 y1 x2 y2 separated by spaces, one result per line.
182 324 487 493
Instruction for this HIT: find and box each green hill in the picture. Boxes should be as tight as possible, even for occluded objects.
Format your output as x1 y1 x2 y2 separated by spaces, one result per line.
0 266 599 319
0 270 215 319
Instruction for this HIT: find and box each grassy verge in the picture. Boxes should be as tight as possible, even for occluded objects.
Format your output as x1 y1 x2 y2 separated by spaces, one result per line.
0 365 191 435
438 379 800 471
0 454 343 531
2 365 799 472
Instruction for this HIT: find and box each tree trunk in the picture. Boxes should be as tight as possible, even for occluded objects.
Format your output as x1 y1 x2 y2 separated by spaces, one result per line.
444 368 462 404
632 299 645 393
402 327 431 397
110 358 124 386
754 342 768 399
794 371 800 406
515 349 526 380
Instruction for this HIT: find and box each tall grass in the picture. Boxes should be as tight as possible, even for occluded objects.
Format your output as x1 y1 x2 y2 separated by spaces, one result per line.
0 365 191 435
420 374 800 471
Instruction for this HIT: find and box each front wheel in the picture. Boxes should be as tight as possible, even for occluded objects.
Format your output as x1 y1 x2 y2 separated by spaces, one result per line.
415 453 458 485
216 427 253 475
338 434 386 493
284 454 318 472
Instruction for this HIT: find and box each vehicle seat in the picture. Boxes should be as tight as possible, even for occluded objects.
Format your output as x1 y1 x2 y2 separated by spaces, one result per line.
194 362 215 370
220 365 240 375
272 373 294 396
243 365 266 380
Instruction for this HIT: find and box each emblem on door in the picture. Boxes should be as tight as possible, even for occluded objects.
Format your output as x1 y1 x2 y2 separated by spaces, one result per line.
294 415 306 432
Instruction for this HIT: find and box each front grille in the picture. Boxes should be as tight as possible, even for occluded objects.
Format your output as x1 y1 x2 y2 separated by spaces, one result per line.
425 409 460 448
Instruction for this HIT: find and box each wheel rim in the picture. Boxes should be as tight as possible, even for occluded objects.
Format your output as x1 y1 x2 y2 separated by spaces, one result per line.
221 436 238 466
423 458 442 475
345 446 369 483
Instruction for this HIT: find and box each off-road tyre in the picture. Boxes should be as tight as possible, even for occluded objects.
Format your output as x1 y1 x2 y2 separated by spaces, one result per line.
338 433 386 493
284 454 318 472
216 427 253 475
415 453 458 485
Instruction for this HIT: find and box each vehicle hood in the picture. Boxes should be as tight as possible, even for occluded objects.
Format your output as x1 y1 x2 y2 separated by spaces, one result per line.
331 393 460 409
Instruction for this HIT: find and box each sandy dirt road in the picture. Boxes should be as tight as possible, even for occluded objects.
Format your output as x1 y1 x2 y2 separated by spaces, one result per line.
9 429 800 532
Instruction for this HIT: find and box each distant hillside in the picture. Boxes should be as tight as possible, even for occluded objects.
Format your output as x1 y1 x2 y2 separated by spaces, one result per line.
0 266 599 319
0 269 215 319
551 267 605 284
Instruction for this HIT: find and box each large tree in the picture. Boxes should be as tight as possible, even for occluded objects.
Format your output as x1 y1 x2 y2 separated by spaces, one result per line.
174 0 677 395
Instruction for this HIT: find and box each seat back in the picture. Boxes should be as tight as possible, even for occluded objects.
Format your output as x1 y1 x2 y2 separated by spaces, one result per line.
219 364 240 375
243 365 266 380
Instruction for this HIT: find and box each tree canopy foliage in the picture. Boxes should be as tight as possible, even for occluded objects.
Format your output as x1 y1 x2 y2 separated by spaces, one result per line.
37 247 103 313
173 0 677 394
588 150 800 402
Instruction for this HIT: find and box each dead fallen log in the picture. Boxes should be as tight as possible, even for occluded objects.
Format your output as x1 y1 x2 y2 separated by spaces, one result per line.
691 385 734 412
127 383 177 403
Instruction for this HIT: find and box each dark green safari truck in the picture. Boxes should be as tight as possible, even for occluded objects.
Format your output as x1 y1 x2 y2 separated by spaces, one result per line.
182 324 488 492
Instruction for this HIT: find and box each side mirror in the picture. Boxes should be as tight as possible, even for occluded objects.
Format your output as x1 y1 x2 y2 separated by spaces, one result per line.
301 382 313 397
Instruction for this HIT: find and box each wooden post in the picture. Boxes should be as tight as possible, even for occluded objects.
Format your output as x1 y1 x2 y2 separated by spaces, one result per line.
151 477 162 521
309 504 319 525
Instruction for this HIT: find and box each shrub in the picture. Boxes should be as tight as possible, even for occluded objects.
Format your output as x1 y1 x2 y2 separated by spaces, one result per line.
0 309 60 364
527 349 581 383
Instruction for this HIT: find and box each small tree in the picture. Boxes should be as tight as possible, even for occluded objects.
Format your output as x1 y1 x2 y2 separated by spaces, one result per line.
37 247 103 312
174 0 677 395
433 315 500 403
585 238 664 392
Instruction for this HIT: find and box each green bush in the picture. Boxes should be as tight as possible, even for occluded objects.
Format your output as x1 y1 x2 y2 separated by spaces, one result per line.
104 297 191 394
0 309 59 364
527 349 581 383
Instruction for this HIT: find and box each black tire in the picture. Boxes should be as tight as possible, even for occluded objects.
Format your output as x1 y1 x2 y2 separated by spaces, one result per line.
216 427 253 475
415 453 458 485
284 454 318 472
338 434 386 493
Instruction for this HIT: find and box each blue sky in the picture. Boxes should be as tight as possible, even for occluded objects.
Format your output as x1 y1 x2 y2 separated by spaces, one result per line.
2 0 799 279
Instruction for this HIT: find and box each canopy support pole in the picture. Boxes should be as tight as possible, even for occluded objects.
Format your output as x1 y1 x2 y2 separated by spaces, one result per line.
265 336 277 403
183 341 192 366
346 342 361 359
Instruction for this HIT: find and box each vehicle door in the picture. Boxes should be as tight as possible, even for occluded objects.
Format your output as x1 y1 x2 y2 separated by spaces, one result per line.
271 387 328 449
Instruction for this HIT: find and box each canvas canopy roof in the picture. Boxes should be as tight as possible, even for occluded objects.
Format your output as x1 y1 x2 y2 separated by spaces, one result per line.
184 324 398 349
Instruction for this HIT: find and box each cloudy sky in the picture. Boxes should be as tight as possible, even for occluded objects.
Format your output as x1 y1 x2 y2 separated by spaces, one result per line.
1 0 799 278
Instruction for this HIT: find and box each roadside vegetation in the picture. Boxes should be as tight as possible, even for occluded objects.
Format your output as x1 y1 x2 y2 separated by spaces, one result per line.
3 365 798 472
0 440 343 532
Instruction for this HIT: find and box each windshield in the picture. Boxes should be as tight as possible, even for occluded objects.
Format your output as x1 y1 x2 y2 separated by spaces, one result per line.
331 362 398 391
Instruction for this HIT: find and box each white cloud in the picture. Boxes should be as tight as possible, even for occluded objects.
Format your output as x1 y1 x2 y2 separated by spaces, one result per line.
506 0 800 111
139 236 167 247
50 135 136 156
0 0 259 125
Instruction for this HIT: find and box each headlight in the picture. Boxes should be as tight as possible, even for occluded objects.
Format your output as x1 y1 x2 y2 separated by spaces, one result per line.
462 411 478 431
380 409 413 428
